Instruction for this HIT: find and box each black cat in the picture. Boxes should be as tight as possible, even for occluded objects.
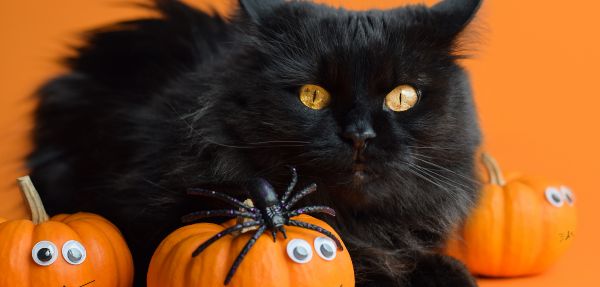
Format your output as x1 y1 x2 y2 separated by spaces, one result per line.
29 0 483 286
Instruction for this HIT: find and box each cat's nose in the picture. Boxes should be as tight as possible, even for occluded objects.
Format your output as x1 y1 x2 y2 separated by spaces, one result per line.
342 125 376 149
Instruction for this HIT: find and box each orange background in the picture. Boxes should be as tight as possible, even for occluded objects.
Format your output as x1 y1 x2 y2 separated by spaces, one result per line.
0 0 598 286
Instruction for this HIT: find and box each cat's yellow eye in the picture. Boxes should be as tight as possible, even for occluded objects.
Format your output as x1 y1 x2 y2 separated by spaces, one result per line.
384 85 419 112
299 84 331 110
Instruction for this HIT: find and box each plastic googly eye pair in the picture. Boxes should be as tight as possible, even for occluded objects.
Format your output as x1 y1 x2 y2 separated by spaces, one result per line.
286 237 337 264
545 186 575 207
32 240 86 266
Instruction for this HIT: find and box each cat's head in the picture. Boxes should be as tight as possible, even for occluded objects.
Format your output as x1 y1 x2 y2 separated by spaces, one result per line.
195 0 482 216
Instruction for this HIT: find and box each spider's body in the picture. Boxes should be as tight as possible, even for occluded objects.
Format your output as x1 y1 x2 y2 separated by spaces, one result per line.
246 177 288 239
182 167 343 285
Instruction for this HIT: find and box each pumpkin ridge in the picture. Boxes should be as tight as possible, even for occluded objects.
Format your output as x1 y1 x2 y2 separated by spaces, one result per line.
148 225 202 285
99 219 132 287
95 217 134 286
171 232 220 286
184 228 239 286
21 221 35 286
0 220 34 285
54 212 113 225
66 217 122 286
490 186 505 274
154 225 228 286
53 212 133 286
498 181 513 275
173 230 212 285
228 231 279 286
183 241 198 287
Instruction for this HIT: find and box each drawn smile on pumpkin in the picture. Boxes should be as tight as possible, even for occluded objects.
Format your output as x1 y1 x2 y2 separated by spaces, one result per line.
61 279 95 287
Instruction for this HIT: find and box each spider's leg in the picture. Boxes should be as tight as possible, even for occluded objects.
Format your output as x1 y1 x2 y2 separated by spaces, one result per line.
181 209 258 223
284 183 317 210
192 220 264 257
268 225 288 242
281 166 298 204
271 230 277 242
288 206 336 218
288 220 343 251
224 225 267 285
188 188 255 211
278 226 288 239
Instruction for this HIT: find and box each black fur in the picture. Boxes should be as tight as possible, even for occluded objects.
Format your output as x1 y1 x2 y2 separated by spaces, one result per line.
29 0 483 286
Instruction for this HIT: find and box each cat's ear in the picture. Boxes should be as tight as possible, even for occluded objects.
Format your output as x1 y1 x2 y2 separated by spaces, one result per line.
431 0 482 37
239 0 285 22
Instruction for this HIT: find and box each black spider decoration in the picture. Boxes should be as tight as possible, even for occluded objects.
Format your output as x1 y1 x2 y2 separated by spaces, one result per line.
182 167 343 285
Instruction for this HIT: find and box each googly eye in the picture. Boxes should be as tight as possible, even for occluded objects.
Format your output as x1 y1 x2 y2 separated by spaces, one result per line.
62 240 87 265
560 186 575 206
286 239 313 264
32 241 58 266
545 187 564 207
314 237 337 261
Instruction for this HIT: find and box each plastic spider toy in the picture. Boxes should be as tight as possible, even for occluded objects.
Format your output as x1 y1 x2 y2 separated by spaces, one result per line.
181 167 343 285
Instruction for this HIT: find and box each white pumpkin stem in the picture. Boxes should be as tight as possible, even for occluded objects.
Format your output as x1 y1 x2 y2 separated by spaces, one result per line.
17 176 49 224
481 153 506 186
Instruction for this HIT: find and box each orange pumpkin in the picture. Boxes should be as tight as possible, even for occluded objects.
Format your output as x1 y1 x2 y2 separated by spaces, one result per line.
0 176 134 287
446 153 577 277
148 214 354 287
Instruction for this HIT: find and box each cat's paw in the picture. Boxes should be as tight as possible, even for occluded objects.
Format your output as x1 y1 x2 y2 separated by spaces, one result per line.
405 254 477 287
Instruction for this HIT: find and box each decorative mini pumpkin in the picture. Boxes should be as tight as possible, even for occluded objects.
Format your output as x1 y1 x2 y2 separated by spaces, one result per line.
149 173 354 287
0 176 134 287
446 154 577 277
148 214 354 287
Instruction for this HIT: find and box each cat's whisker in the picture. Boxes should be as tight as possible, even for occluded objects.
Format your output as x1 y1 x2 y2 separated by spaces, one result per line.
407 151 436 160
245 140 311 145
410 156 480 185
391 159 471 198
402 162 474 206
168 100 312 150
403 164 450 193
407 163 475 192
405 145 463 151
203 138 309 149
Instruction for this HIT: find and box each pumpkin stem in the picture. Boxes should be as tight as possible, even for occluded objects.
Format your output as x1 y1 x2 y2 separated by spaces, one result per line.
481 153 506 186
234 199 258 235
17 176 49 224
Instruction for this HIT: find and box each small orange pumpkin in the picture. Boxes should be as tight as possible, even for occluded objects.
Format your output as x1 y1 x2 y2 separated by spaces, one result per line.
0 176 134 287
446 154 577 277
148 214 354 287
